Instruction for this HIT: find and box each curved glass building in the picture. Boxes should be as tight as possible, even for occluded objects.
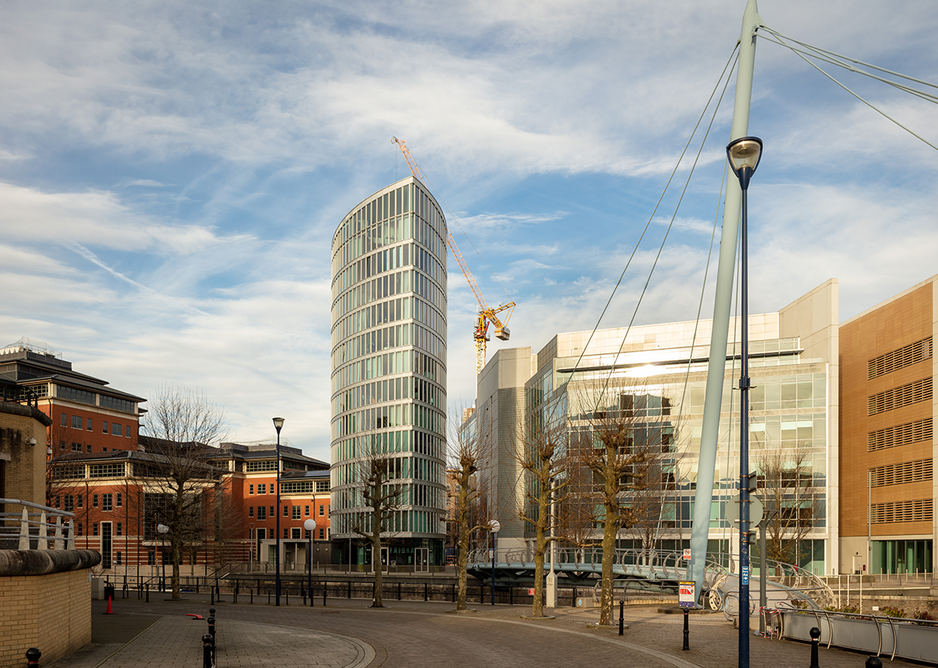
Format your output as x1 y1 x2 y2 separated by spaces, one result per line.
330 176 448 570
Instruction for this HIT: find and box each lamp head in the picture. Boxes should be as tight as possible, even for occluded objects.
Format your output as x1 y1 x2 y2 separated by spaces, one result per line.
272 417 285 433
490 519 501 533
304 518 317 532
726 136 763 191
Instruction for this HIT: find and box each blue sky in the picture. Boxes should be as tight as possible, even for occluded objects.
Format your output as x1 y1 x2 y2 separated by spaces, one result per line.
2 1 937 460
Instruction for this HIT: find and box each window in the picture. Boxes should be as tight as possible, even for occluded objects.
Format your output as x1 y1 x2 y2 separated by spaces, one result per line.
92 523 98 536
249 506 254 518
61 413 67 427
257 506 266 520
283 528 288 539
115 552 122 565
86 444 92 453
113 424 123 437
93 494 99 508
258 484 266 494
319 528 325 540
54 496 60 508
249 484 254 495
305 529 311 540
283 505 289 517
76 523 83 536
71 442 82 452
102 421 108 433
72 415 82 429
292 506 300 520
305 505 310 517
269 506 274 518
103 494 112 511
148 551 155 565
116 493 122 508
319 504 325 516
126 425 132 438
291 528 301 539
116 522 122 536
64 495 74 512
76 495 83 509
86 418 93 431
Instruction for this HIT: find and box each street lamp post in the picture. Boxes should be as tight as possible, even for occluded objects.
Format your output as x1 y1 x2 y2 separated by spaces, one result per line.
489 519 500 606
157 523 169 592
272 417 285 606
304 518 317 606
726 135 763 667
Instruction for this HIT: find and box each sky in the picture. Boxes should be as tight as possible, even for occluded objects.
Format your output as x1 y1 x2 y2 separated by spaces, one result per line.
1 1 936 461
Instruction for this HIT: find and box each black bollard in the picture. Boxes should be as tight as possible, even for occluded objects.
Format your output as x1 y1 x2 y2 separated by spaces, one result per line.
865 657 883 668
26 648 41 668
682 609 690 651
202 634 213 668
619 600 625 636
809 627 821 668
207 616 215 644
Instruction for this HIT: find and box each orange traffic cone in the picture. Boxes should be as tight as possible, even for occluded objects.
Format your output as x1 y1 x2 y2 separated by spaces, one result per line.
105 596 114 614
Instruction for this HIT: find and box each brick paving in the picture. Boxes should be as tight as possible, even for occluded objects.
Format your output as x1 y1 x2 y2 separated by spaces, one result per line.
44 596 923 668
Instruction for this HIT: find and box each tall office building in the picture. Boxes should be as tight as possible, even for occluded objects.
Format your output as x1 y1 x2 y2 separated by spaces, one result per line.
466 281 839 574
329 176 448 570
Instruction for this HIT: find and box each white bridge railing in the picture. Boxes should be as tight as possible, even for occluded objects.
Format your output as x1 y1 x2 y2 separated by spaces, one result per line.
0 498 76 550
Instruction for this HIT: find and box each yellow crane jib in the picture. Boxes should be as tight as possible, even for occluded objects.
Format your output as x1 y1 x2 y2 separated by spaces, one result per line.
391 136 516 375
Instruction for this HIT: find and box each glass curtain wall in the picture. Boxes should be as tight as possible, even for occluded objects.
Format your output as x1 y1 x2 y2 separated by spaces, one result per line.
329 177 448 568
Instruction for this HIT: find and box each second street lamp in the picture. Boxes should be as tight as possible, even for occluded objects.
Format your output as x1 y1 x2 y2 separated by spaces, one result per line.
726 135 763 665
272 417 285 606
157 523 169 592
489 519 500 606
304 518 317 606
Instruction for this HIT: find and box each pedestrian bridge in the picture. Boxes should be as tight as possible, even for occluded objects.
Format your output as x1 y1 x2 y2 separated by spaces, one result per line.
466 547 833 611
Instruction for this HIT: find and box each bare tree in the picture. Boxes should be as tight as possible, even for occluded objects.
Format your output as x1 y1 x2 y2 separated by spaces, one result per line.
576 390 675 626
755 442 821 566
352 453 402 608
140 386 226 599
449 411 493 611
518 414 569 618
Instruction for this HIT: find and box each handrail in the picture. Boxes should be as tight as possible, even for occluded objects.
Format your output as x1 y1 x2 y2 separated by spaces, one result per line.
0 498 76 550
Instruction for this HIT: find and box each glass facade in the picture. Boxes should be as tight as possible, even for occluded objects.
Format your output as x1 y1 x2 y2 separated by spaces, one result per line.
330 177 447 566
524 317 832 574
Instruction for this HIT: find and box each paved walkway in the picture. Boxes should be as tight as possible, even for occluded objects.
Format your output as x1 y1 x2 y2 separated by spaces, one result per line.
45 596 920 668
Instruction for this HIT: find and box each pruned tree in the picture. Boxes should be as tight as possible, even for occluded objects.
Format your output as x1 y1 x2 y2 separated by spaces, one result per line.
352 453 402 608
578 390 674 626
449 410 493 611
755 442 821 566
518 413 570 618
140 386 226 600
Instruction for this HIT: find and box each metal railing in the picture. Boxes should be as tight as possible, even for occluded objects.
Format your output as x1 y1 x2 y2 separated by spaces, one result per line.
0 498 75 550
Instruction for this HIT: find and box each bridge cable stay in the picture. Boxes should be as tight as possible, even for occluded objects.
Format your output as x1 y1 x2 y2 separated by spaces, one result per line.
519 44 743 584
757 28 938 152
540 44 742 435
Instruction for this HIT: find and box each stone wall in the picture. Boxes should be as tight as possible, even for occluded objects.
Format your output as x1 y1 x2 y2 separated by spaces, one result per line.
0 550 100 668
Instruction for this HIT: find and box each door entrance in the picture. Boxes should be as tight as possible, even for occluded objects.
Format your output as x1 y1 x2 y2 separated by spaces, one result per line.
415 547 429 572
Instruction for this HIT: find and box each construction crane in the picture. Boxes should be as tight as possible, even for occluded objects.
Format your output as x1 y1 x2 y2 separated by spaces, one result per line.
392 137 515 375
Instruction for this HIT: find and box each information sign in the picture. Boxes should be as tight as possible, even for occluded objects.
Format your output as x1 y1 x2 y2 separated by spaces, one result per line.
679 581 696 608
741 566 750 585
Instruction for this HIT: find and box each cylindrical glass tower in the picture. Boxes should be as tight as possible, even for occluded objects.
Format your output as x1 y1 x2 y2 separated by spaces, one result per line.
329 176 448 569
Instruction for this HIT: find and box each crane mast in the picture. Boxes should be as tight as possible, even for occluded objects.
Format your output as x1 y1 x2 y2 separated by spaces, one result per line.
391 137 515 374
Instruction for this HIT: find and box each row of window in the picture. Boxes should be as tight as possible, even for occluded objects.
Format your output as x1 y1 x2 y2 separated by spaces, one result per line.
247 503 327 519
332 399 447 439
332 273 446 351
54 492 123 511
60 413 134 438
56 386 136 414
332 217 446 299
332 428 445 465
868 377 933 416
868 337 933 380
332 347 446 394
333 375 444 419
331 508 443 536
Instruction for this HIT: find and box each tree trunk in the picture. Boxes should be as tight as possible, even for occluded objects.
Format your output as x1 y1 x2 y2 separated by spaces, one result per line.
598 440 617 626
371 533 383 607
455 485 470 610
530 459 551 618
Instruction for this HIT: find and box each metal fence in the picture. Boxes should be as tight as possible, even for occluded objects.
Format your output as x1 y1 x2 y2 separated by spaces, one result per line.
0 498 75 550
